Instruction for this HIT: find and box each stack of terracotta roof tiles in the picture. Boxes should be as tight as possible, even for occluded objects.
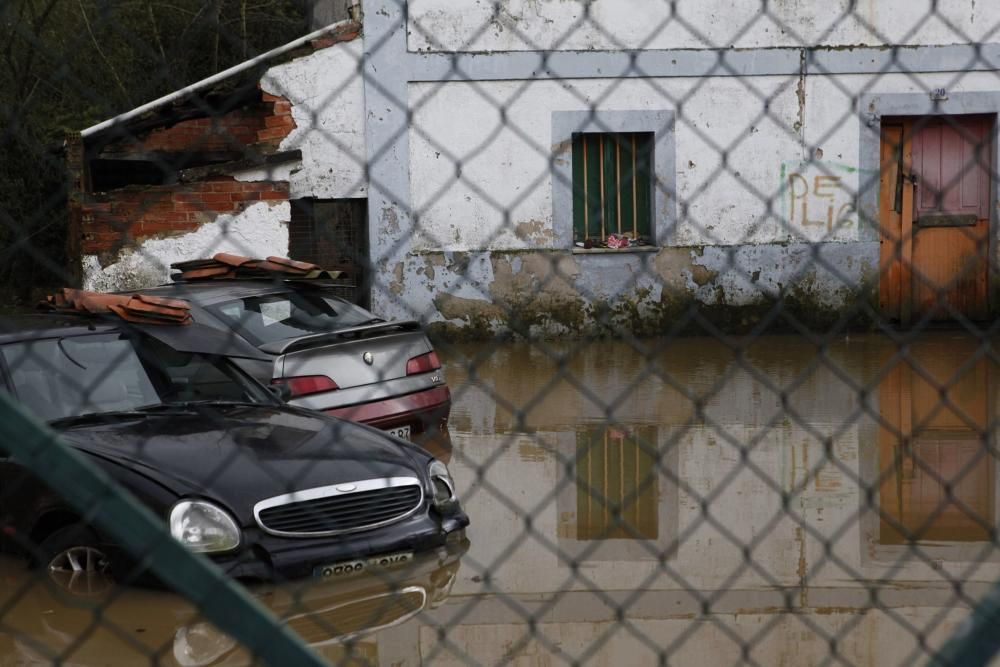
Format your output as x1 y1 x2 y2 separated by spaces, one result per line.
42 289 193 326
170 253 343 281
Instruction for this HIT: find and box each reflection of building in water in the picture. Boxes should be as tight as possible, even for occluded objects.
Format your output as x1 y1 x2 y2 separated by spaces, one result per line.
439 336 1000 665
873 336 998 559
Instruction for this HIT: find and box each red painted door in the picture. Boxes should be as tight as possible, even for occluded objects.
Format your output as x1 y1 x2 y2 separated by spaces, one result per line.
880 115 993 322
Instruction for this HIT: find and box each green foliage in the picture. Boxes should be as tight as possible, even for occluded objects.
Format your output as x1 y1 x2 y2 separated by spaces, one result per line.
0 0 308 300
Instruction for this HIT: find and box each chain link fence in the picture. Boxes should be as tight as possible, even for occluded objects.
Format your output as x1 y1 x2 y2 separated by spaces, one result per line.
3 0 1000 665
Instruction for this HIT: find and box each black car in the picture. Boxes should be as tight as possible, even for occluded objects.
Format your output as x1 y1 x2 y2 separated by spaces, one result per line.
0 311 468 584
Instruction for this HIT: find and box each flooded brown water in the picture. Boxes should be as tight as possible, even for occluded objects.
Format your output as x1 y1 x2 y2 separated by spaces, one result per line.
3 333 1000 665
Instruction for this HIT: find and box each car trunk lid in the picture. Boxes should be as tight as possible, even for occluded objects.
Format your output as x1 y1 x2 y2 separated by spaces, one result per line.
269 322 433 391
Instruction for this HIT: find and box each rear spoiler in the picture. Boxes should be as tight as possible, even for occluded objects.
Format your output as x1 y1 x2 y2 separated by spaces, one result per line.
257 320 423 355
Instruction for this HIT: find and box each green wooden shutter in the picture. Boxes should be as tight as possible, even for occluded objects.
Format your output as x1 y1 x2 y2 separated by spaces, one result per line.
572 137 586 242
620 134 636 237
633 133 652 240
585 134 603 238
572 132 653 242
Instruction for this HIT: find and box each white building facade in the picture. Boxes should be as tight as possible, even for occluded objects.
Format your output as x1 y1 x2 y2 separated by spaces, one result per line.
82 1 1000 336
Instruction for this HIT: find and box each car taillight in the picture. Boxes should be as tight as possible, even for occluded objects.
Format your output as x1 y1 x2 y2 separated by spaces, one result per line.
406 351 441 376
271 375 339 398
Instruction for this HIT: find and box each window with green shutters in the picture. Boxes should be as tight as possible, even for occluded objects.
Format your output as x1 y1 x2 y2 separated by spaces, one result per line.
571 132 653 244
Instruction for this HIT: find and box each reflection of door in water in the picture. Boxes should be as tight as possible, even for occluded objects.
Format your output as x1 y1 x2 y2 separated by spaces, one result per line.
879 115 993 323
880 435 993 544
878 338 994 544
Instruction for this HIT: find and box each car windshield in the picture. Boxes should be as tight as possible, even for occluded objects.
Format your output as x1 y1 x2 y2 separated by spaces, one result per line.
210 291 376 345
1 333 271 422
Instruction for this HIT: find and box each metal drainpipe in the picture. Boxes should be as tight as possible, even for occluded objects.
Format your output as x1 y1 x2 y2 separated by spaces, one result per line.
79 17 361 139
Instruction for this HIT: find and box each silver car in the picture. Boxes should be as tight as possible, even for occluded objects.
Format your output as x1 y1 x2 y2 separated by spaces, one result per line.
126 280 451 444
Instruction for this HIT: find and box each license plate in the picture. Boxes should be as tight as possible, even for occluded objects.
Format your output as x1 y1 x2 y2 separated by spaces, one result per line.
314 551 414 579
387 425 411 440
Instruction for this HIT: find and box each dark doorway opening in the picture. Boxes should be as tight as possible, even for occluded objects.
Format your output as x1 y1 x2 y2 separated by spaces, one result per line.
289 198 369 308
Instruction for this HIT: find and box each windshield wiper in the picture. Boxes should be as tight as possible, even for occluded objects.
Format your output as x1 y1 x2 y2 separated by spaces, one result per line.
49 410 158 427
137 400 259 411
57 338 87 370
49 399 262 426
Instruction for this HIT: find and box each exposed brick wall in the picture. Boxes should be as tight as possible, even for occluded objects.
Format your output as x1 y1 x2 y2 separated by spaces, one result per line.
103 92 297 158
66 133 86 286
91 19 365 161
310 20 361 50
73 19 363 273
258 93 297 143
81 177 288 256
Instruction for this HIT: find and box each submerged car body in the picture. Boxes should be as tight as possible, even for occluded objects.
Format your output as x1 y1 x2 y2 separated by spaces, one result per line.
0 539 467 666
0 314 468 583
122 280 451 443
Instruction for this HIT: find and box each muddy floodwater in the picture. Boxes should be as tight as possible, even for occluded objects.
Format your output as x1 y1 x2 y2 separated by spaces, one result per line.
3 333 1000 665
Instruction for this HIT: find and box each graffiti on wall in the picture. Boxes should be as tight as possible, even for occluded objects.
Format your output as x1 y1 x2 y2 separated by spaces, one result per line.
780 161 861 242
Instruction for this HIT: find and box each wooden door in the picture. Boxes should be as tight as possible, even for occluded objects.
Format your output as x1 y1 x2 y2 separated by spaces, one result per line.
879 115 993 323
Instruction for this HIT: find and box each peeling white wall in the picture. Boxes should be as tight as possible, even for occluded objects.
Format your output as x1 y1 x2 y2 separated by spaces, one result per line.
81 38 366 292
408 70 1000 252
409 75 803 250
261 38 367 200
82 202 289 292
409 0 991 52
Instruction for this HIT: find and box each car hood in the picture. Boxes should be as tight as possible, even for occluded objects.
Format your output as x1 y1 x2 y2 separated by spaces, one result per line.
56 405 428 524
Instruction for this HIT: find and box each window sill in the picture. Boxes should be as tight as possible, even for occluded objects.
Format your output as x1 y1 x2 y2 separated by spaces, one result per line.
571 246 659 255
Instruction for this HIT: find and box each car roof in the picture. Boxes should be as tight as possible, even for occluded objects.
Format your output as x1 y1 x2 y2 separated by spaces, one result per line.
0 313 271 360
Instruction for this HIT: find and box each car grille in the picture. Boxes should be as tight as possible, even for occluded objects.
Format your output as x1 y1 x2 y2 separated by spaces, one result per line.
254 477 424 537
285 588 426 643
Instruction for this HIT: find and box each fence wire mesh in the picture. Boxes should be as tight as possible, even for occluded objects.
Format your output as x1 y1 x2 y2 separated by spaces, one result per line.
3 0 1000 665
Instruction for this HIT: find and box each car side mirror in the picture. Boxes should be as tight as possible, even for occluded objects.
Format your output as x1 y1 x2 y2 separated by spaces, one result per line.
267 383 292 402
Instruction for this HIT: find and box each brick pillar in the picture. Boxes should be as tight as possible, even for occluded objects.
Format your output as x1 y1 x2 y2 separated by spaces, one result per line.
65 132 86 288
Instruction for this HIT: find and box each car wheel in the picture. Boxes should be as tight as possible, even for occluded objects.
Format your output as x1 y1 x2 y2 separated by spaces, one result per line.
38 525 115 596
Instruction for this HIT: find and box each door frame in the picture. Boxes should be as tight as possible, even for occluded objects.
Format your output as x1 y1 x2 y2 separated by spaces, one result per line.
860 92 1000 321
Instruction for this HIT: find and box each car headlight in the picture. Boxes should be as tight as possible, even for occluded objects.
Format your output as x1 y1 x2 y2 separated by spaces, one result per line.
169 500 241 553
428 460 457 508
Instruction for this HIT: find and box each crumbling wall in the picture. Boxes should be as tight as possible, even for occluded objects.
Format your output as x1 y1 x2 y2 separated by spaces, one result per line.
99 94 295 157
81 177 289 262
77 22 363 292
391 244 877 341
82 200 290 291
261 36 367 199
80 97 299 291
384 61 1000 337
